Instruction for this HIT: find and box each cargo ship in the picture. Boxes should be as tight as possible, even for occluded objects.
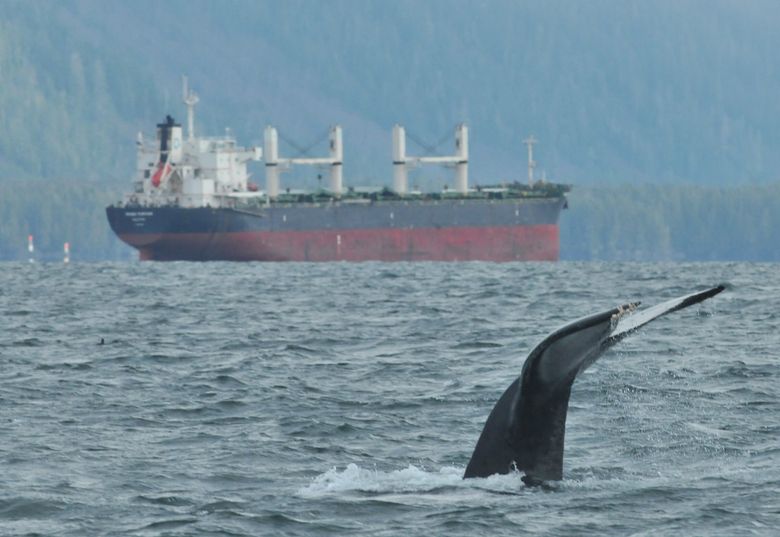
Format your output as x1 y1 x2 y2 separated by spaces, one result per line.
106 81 569 262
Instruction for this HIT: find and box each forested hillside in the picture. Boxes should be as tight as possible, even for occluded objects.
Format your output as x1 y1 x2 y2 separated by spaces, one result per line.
0 1 163 180
1 1 779 261
560 183 780 261
2 0 779 184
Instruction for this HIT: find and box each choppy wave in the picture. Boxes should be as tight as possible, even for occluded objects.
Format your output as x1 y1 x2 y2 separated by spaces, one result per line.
0 261 778 536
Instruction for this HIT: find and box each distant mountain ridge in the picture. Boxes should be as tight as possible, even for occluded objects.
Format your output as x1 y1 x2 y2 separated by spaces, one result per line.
1 0 779 187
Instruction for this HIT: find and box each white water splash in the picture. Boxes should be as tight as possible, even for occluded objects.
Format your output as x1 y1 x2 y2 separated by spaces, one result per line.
298 463 527 498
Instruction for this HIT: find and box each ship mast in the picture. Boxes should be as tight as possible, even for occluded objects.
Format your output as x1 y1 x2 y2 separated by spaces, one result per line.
182 75 199 141
523 135 537 185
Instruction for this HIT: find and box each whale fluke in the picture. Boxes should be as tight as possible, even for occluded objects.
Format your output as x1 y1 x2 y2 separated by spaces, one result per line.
463 285 725 484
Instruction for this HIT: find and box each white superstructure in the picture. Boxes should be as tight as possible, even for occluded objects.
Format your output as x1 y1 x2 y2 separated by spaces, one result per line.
127 80 262 208
123 79 486 208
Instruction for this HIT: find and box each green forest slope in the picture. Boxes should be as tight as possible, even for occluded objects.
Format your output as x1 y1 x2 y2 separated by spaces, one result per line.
2 0 780 184
1 1 779 261
560 183 780 261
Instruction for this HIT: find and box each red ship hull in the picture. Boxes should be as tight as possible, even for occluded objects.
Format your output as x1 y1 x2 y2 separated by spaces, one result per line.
121 225 560 262
107 197 567 262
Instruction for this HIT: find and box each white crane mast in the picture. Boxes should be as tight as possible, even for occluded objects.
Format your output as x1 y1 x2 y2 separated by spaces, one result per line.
392 123 469 195
524 135 537 185
263 125 344 200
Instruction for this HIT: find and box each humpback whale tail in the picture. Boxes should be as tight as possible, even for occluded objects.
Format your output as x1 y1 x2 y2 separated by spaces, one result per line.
463 285 725 484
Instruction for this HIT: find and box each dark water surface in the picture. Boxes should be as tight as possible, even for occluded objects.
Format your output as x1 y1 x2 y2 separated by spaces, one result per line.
1 262 778 536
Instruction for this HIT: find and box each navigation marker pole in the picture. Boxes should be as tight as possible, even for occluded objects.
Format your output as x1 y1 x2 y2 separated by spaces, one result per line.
64 242 70 264
28 235 34 263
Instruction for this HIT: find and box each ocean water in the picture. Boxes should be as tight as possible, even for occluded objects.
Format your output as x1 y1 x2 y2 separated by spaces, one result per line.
0 261 777 536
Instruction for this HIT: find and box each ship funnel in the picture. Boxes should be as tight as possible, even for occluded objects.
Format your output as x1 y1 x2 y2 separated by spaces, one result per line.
151 115 182 187
156 115 183 163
